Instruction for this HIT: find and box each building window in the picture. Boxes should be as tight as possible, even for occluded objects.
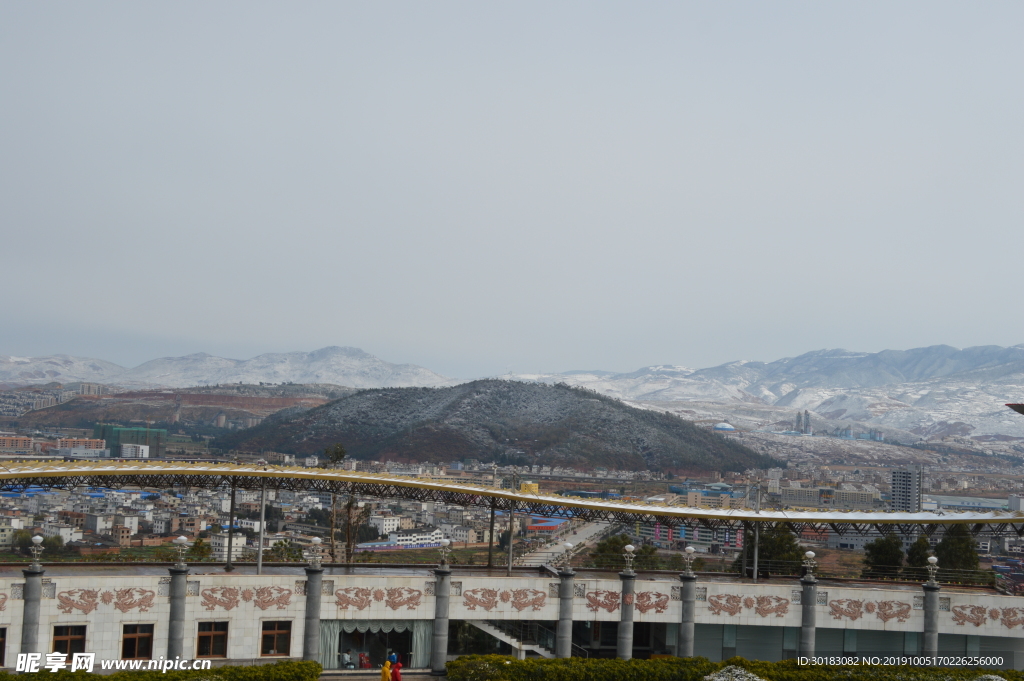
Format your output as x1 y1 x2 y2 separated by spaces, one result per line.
122 624 154 660
197 622 228 658
53 626 86 655
260 621 291 656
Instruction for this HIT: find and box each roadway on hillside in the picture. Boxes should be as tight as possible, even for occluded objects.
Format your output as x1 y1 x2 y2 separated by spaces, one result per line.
517 521 611 567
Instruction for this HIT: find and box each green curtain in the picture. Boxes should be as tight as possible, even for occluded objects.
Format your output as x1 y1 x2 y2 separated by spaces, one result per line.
411 620 433 669
318 620 344 669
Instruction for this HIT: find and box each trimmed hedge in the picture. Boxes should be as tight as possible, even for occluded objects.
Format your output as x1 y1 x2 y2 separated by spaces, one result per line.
14 660 322 681
445 655 1024 681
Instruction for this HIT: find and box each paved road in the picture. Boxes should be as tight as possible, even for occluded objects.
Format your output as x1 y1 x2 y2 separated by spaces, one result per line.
517 521 611 567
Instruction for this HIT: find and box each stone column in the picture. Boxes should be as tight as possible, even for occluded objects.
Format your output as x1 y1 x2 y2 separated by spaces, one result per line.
430 565 451 675
556 567 575 658
799 571 816 658
302 566 324 661
617 570 636 660
167 565 189 659
677 572 697 658
20 565 44 655
923 581 939 657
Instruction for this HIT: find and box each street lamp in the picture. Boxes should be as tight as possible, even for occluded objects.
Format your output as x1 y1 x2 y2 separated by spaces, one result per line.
438 538 452 567
307 537 323 569
29 535 44 570
926 555 939 584
803 551 817 579
561 542 574 570
682 545 696 576
173 536 190 568
622 544 636 573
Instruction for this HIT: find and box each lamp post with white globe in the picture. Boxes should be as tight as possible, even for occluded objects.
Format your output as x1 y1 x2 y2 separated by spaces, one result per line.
678 546 698 657
430 538 453 674
799 551 817 658
617 544 637 660
167 536 191 660
20 535 46 655
302 536 325 661
555 542 575 658
923 555 940 658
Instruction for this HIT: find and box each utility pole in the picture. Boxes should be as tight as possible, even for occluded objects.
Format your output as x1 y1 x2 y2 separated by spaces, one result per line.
224 480 236 572
487 465 497 568
507 471 519 577
752 484 761 584
330 493 338 563
256 478 267 575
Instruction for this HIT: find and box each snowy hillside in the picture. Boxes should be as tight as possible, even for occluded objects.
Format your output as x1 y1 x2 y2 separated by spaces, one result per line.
0 354 126 386
509 345 1024 440
0 347 452 390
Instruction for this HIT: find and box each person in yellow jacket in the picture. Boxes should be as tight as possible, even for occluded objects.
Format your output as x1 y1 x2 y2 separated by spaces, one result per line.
380 660 391 681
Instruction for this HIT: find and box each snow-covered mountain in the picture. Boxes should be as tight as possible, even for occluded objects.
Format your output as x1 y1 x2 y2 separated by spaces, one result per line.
0 354 127 386
7 343 1024 440
0 347 452 389
509 345 1024 440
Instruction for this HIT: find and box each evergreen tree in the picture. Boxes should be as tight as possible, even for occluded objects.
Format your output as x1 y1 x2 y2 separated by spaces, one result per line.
588 534 659 570
324 443 348 466
861 535 904 579
266 539 304 562
186 538 212 561
935 524 979 576
906 535 932 581
732 525 804 575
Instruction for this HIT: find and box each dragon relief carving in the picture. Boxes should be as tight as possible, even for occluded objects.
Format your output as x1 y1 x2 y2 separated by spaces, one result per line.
0 592 8 611
252 586 292 610
112 588 156 613
201 587 240 611
708 594 743 616
875 600 911 623
586 590 622 613
463 588 499 611
462 588 545 612
829 599 864 621
951 605 988 627
623 593 635 606
753 595 790 618
508 589 546 612
634 592 670 615
372 587 421 610
336 587 372 611
999 608 1024 629
57 589 100 615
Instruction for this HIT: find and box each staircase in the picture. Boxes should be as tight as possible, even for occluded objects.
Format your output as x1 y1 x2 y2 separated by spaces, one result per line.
467 620 556 659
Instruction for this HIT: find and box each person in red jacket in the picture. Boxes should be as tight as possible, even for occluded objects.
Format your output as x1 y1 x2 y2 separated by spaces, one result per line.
391 662 403 681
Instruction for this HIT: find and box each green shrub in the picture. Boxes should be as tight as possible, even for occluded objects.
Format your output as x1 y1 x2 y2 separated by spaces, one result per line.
29 660 322 681
446 655 1024 681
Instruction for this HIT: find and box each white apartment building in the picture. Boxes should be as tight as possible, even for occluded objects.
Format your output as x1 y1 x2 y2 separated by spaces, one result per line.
120 444 150 458
369 515 401 536
84 513 114 535
43 522 83 544
209 532 250 561
238 519 263 533
389 526 444 546
114 514 141 534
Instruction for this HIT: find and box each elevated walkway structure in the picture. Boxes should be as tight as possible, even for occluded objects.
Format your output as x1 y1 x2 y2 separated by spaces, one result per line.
1 461 1023 538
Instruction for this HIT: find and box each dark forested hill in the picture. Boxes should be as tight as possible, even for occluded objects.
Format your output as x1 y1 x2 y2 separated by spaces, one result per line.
216 380 778 472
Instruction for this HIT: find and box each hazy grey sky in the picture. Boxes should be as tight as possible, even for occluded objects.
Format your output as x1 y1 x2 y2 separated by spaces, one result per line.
3 3 1023 378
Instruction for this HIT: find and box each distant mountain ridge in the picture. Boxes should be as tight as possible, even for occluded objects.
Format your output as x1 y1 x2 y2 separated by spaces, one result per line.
509 345 1024 439
0 347 452 390
6 343 1024 440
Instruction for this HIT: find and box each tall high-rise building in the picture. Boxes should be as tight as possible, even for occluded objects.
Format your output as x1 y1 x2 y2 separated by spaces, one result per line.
890 466 923 513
